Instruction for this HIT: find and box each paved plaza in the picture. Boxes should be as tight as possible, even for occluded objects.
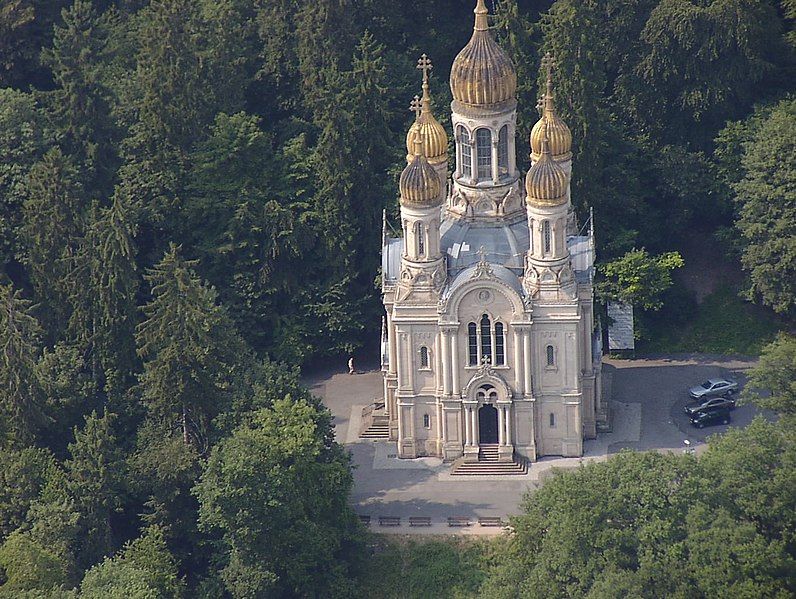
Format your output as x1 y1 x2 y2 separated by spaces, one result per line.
306 355 763 534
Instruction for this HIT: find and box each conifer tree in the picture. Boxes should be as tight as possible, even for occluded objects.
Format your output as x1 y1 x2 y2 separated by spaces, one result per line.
20 147 85 334
0 283 48 448
136 244 243 452
65 409 125 569
69 195 139 392
42 0 118 196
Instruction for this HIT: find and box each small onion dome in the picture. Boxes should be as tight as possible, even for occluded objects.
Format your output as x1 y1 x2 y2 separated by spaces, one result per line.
450 0 517 107
406 86 448 164
530 53 572 158
400 133 442 207
530 102 572 159
526 137 568 207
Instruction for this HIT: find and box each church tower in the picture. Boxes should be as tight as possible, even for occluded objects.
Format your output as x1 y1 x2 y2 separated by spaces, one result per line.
525 54 577 300
448 0 523 220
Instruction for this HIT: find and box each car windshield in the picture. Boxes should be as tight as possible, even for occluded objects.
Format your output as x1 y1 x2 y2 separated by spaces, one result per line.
700 381 712 389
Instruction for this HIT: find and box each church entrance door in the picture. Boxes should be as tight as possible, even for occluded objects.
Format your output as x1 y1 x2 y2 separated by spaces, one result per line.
478 404 498 444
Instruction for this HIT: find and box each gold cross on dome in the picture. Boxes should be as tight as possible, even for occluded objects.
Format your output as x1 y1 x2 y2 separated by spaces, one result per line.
541 52 556 90
417 53 433 84
409 95 422 119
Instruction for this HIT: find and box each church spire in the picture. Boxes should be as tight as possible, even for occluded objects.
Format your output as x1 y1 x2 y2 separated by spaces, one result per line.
406 54 448 165
530 52 572 159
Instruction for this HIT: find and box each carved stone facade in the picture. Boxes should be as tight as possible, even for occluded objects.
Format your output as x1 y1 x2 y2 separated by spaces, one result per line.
381 1 604 463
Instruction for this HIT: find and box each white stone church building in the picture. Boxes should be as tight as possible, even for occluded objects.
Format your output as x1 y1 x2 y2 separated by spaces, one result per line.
379 0 605 465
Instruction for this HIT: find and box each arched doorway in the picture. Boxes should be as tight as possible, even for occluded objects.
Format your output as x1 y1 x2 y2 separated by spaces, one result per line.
478 404 498 444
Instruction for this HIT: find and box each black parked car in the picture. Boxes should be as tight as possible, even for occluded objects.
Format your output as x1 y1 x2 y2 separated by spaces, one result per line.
684 396 736 416
689 407 731 429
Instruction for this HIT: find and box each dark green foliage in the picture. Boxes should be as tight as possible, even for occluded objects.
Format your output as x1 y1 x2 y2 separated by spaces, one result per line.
0 530 71 595
484 421 796 598
19 148 85 335
597 248 684 310
743 333 796 416
195 398 362 598
0 447 58 538
0 283 48 447
732 98 796 315
78 525 184 598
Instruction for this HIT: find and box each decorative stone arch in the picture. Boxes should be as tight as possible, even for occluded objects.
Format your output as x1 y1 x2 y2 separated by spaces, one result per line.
441 276 526 321
461 367 513 403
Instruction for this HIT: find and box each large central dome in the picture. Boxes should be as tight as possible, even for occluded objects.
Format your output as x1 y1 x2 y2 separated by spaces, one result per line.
450 0 517 108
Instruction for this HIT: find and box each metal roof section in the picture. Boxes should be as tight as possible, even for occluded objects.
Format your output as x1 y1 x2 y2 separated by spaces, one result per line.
382 237 403 286
607 301 635 350
442 262 524 302
440 216 529 277
568 234 595 283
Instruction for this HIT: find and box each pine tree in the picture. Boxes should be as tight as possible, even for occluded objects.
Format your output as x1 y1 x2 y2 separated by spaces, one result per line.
136 244 244 452
0 283 48 448
42 0 118 196
65 409 125 569
19 147 85 335
69 195 139 392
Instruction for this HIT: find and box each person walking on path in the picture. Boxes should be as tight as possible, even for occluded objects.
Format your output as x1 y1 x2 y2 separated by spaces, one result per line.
348 356 355 375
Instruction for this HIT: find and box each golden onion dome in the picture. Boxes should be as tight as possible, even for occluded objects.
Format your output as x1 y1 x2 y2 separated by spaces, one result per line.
450 0 517 107
400 133 442 208
530 53 572 159
526 134 568 207
406 55 448 164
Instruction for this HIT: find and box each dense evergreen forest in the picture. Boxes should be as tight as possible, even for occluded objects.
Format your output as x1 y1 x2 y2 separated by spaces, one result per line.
0 0 794 597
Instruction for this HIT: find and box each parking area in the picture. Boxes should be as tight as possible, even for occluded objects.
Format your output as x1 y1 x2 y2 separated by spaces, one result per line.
306 354 766 533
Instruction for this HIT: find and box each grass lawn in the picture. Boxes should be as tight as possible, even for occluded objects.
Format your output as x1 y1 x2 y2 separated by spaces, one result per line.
638 285 784 355
358 535 500 599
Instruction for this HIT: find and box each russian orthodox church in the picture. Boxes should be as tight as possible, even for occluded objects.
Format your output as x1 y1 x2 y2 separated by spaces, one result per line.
380 0 605 464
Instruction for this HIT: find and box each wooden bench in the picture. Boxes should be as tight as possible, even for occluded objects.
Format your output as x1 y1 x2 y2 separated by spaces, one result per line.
409 516 432 527
478 517 504 527
358 515 371 526
447 516 470 527
378 516 401 527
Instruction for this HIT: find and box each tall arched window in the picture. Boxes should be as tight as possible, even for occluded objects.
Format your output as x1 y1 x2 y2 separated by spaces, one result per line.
546 344 555 367
543 220 551 254
480 314 492 363
468 322 478 366
416 222 424 256
458 126 472 179
494 322 505 365
419 346 429 368
476 129 492 181
423 414 430 428
497 125 509 177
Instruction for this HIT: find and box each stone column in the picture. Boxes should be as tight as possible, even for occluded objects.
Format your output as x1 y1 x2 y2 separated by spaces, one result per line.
513 327 524 395
523 330 532 395
491 136 499 184
497 405 505 446
387 312 397 376
441 329 451 397
505 406 513 445
464 405 472 446
471 407 478 446
450 328 460 395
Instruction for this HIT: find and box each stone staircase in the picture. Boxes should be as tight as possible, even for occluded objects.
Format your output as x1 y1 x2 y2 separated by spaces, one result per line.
359 402 390 440
450 444 529 476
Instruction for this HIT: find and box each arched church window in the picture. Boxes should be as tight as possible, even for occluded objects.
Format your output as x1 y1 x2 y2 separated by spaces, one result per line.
476 129 492 181
423 414 430 428
543 220 551 254
419 346 429 368
549 413 556 427
480 314 492 363
494 322 505 365
529 219 534 254
546 344 555 367
458 126 472 179
416 222 424 256
498 125 509 177
468 322 478 366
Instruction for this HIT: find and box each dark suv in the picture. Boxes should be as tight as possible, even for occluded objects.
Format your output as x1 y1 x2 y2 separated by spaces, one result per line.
689 407 730 429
